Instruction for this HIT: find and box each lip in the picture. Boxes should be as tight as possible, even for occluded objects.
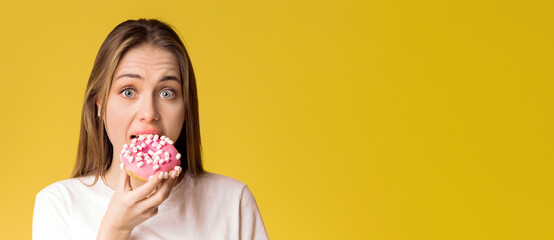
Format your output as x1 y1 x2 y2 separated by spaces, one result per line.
130 129 162 139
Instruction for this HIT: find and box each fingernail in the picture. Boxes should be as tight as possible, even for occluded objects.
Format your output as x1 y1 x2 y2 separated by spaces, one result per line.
163 172 169 179
149 175 153 181
158 172 164 179
170 171 177 179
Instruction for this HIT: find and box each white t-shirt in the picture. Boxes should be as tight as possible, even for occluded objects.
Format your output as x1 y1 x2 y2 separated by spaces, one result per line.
33 172 268 239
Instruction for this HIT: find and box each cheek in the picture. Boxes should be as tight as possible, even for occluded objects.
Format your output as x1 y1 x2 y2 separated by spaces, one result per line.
165 103 186 140
104 99 132 144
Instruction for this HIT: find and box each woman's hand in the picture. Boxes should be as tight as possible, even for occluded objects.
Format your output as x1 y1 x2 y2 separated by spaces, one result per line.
97 167 180 240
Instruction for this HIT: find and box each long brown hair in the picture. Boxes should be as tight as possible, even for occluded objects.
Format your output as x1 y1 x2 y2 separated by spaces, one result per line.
71 19 204 182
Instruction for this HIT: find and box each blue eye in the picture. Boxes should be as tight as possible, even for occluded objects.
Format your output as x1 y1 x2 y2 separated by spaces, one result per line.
122 89 135 98
160 89 175 99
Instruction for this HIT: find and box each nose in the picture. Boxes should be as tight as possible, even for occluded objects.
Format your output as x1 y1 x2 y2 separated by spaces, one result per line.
137 93 160 122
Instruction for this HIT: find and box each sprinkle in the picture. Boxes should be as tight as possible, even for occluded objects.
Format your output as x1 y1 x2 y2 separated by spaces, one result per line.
137 162 144 168
147 159 153 164
141 143 146 148
132 147 137 153
120 163 124 169
176 153 181 160
153 135 159 141
136 156 142 161
125 150 131 155
148 150 154 156
128 156 134 163
145 139 152 144
137 145 142 150
156 144 162 149
120 149 126 154
159 140 166 146
164 152 170 158
156 150 162 155
132 138 137 143
153 155 160 161
138 135 144 140
124 153 130 159
148 134 153 139
137 152 143 157
152 142 157 147
167 140 173 145
123 144 128 149
153 165 160 170
130 143 135 148
161 136 166 140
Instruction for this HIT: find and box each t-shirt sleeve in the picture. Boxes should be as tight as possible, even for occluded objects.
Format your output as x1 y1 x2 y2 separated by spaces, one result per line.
33 189 73 240
239 185 269 240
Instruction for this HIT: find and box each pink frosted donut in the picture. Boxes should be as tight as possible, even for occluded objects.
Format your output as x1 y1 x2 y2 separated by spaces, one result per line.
119 134 182 182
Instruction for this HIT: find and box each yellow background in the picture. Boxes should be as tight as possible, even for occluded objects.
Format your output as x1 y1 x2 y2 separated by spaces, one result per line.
0 0 552 239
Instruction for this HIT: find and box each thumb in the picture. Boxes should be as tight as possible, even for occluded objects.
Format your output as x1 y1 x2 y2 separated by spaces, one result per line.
118 163 133 192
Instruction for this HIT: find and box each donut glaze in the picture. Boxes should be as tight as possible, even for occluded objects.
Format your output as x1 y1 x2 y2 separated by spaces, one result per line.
119 134 182 182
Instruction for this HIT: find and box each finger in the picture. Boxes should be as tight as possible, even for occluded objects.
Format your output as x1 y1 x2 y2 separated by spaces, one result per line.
140 171 178 207
118 165 133 192
129 172 165 200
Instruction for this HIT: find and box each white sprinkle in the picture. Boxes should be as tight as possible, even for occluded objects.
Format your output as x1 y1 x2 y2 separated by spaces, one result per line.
138 135 144 140
123 144 128 149
167 140 173 145
153 165 160 170
136 156 142 161
137 152 143 157
132 147 137 153
128 156 134 163
176 153 181 160
153 155 160 161
153 135 159 141
156 144 162 149
120 163 124 169
132 138 137 143
161 136 166 140
141 143 146 148
148 150 154 156
147 159 153 164
148 134 153 139
124 153 130 159
137 145 142 150
159 140 166 146
137 162 144 168
130 143 135 148
164 152 170 158
145 139 152 144
152 142 157 147
120 149 126 154
125 150 131 155
156 150 162 155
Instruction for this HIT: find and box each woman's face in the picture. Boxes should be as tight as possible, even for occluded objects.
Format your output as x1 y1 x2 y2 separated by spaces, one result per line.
101 44 185 161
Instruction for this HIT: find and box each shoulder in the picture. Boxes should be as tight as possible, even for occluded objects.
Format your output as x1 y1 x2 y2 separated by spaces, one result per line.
187 172 248 198
35 176 97 201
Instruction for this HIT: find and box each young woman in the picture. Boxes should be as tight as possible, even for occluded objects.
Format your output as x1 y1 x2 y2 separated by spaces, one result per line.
33 19 268 239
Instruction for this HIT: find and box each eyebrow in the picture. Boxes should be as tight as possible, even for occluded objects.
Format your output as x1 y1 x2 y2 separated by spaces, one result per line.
115 73 181 83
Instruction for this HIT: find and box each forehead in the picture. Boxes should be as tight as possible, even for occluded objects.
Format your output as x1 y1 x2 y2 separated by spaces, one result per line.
115 44 180 75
